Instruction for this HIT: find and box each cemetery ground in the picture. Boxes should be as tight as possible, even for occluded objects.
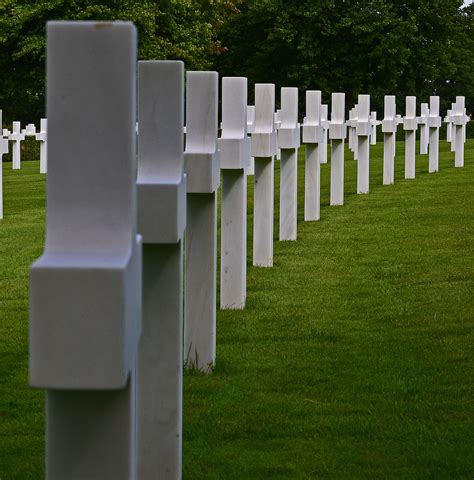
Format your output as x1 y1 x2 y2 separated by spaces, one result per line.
0 140 472 479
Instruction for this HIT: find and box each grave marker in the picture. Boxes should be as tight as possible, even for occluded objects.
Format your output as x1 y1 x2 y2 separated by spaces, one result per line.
251 84 277 266
36 119 47 174
453 96 468 168
370 111 380 145
428 96 441 173
9 121 25 170
136 60 186 478
356 94 371 194
184 71 220 371
219 77 251 309
320 104 329 164
302 90 323 221
329 93 346 206
403 96 417 179
418 103 429 155
278 87 300 241
445 109 452 143
29 21 141 479
247 105 255 175
382 95 397 185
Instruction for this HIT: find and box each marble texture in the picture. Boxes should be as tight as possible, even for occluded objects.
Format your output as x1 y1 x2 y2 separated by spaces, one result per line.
221 170 247 308
356 95 371 194
136 60 185 479
428 96 441 173
278 87 300 241
320 104 329 164
450 104 456 152
185 192 217 370
370 111 380 145
138 243 183 479
329 93 346 206
303 90 323 221
453 96 467 167
219 77 250 309
9 121 24 170
382 95 397 185
184 71 219 372
35 119 47 174
246 105 255 175
251 84 277 267
403 96 417 179
29 21 141 479
418 103 429 155
445 109 452 142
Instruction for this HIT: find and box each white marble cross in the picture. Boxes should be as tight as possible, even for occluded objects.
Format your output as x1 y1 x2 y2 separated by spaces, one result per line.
428 96 441 173
329 92 346 206
450 103 457 152
29 21 141 479
251 83 277 267
184 71 220 372
356 94 371 194
136 60 186 479
382 95 397 185
247 105 255 175
278 87 300 241
452 96 468 167
302 90 323 221
219 77 251 309
370 111 381 145
35 119 47 174
9 121 25 170
320 104 329 164
418 103 429 154
445 108 452 143
403 96 418 179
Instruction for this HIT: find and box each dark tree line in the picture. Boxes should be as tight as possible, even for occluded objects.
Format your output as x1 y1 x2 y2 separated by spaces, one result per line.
0 0 472 124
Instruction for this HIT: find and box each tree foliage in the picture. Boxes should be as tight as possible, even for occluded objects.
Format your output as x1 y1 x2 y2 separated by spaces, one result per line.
0 0 472 123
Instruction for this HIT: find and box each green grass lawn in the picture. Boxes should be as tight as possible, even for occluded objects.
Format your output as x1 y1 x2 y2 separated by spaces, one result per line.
1 140 473 479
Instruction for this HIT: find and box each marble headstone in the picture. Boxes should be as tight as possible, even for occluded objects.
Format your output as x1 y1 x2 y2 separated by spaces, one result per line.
29 21 141 479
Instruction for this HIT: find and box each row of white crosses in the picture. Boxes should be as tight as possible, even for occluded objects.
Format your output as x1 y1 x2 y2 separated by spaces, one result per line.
28 21 469 479
0 118 47 172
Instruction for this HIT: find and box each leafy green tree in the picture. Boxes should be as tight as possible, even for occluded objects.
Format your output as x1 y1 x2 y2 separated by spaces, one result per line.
0 0 239 123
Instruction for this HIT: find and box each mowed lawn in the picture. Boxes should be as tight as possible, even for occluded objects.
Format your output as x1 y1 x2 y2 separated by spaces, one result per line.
0 139 473 479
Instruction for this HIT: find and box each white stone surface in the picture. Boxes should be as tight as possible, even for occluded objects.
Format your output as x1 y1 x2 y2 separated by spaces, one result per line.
370 111 380 145
403 96 417 179
445 109 452 142
329 92 346 206
450 103 456 152
251 84 276 267
428 96 441 173
35 119 47 174
356 95 371 194
184 71 219 372
9 121 25 170
418 103 429 155
247 105 255 175
302 90 323 221
278 87 300 241
29 21 141 479
453 96 467 167
136 60 185 480
184 72 220 193
219 77 250 309
382 95 396 185
320 104 329 164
